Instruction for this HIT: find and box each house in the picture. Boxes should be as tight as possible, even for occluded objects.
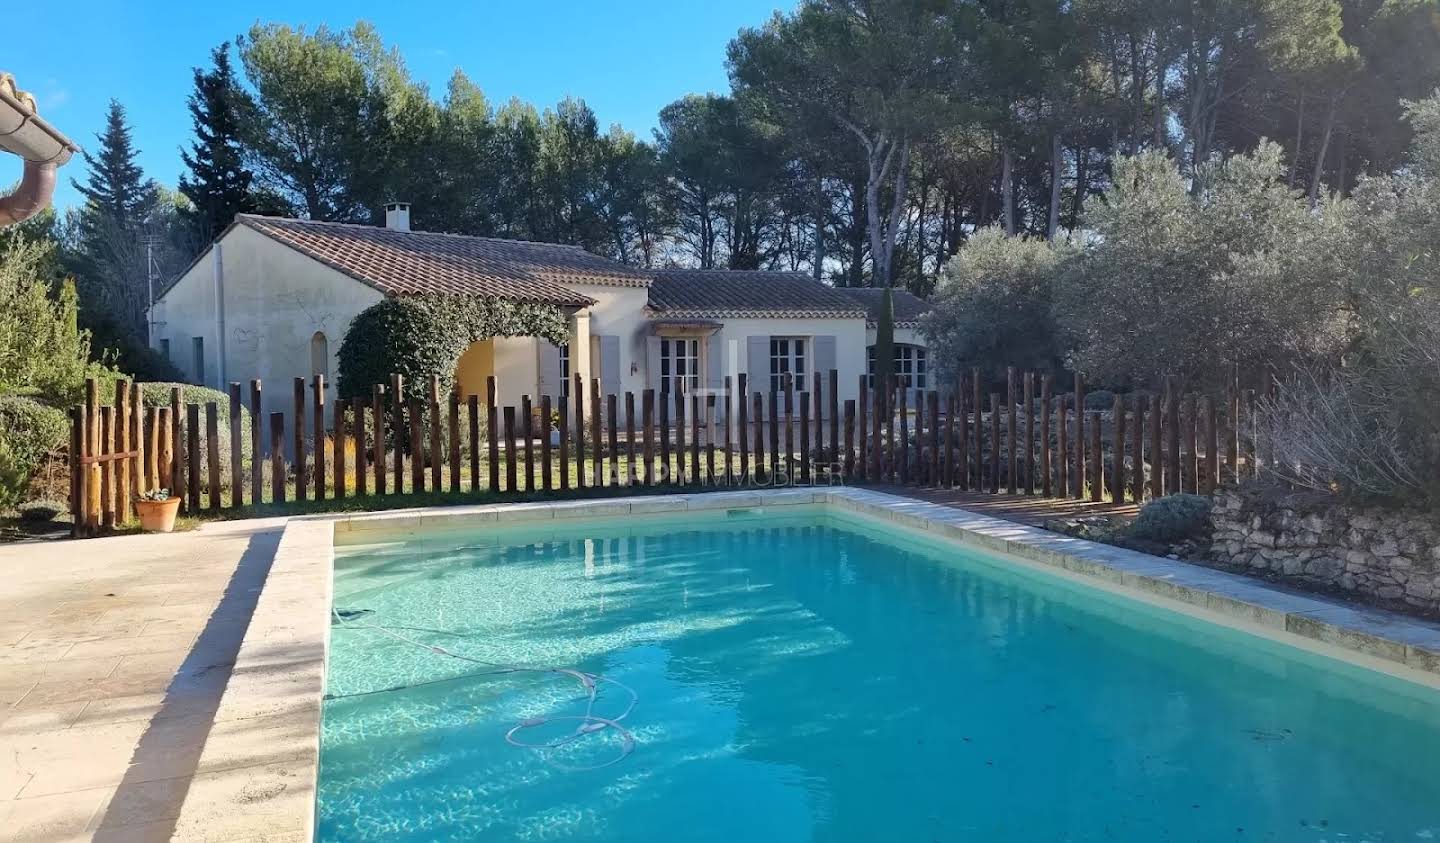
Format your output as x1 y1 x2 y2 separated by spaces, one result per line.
151 204 931 424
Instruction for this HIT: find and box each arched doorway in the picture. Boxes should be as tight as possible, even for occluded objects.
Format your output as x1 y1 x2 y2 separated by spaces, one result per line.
454 339 495 399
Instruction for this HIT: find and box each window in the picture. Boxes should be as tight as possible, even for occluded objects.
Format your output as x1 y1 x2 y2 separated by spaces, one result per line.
310 332 330 381
867 344 928 389
660 338 699 395
770 337 807 393
192 337 205 385
559 343 570 398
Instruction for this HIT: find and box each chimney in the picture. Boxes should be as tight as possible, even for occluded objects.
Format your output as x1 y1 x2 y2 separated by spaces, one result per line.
384 201 411 232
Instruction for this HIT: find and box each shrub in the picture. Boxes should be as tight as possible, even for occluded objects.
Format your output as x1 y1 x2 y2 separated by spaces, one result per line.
139 382 253 488
1131 494 1212 542
337 295 570 404
17 500 63 522
1083 389 1117 411
0 438 26 512
0 395 69 478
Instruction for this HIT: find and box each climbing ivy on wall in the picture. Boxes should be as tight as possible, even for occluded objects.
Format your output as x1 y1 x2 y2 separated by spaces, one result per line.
336 294 570 403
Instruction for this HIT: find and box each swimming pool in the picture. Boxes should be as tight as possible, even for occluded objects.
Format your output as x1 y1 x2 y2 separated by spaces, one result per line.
318 501 1440 841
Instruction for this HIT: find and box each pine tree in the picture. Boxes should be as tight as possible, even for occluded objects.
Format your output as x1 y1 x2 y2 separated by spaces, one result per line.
179 42 257 241
72 100 148 222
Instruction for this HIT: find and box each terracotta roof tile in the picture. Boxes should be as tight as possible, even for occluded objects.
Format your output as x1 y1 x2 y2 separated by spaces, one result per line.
646 269 866 318
236 215 661 307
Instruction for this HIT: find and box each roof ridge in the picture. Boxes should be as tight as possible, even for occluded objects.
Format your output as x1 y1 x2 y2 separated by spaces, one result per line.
237 214 611 254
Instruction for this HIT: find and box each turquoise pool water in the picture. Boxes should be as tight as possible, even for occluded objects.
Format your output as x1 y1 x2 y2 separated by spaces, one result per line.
320 506 1440 841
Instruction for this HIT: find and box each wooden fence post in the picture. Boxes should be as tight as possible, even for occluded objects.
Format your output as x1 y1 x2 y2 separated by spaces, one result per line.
99 407 113 528
928 391 940 486
542 394 554 492
186 403 201 512
169 386 182 511
69 408 82 536
573 374 586 490
1022 372 1035 494
844 399 856 479
229 383 243 508
354 396 368 497
1089 410 1102 503
971 368 982 489
1006 367 1017 494
449 390 462 493
857 376 869 483
503 405 517 492
1057 394 1068 498
591 379 603 487
642 390 655 486
409 396 424 493
813 382 824 481
374 385 388 496
206 402 221 511
768 387 780 484
488 376 501 493
676 388 688 484
1132 395 1147 503
113 380 129 523
1205 395 1219 495
705 394 717 484
333 401 347 501
1112 393 1126 504
522 395 535 493
1228 365 1241 483
129 382 143 504
659 388 672 484
690 393 701 485
608 391 620 487
752 392 765 483
737 374 749 483
783 374 794 484
625 392 637 486
799 393 811 484
145 407 159 493
270 413 286 503
944 391 956 487
249 380 262 505
427 376 442 493
392 374 406 495
468 393 481 493
313 374 327 501
958 375 969 490
988 392 1000 494
558 400 570 491
294 377 307 502
1165 377 1180 495
1149 388 1164 500
897 380 909 485
1040 375 1052 497
158 407 173 495
1074 372 1086 498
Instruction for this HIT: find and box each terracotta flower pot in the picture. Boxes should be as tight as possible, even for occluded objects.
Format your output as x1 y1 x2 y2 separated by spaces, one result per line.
135 497 181 533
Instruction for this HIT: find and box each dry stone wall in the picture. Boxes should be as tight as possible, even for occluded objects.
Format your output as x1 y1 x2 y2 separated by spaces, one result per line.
1209 486 1440 613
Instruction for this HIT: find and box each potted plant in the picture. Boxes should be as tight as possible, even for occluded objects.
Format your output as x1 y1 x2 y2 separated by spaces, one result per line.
135 489 181 533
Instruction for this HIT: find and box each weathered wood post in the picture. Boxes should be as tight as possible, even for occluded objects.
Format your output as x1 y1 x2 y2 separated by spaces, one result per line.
294 378 307 501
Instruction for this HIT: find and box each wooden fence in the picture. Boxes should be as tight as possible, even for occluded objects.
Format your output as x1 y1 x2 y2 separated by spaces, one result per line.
68 366 1261 536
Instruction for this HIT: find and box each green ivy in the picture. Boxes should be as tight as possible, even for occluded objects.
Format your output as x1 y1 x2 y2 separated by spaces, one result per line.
336 295 571 403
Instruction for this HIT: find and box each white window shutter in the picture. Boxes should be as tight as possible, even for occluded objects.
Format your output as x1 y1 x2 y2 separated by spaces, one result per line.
646 336 662 393
600 335 621 397
814 335 837 383
746 336 769 394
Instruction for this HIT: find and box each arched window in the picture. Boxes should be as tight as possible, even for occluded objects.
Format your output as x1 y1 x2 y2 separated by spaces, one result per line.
310 331 330 380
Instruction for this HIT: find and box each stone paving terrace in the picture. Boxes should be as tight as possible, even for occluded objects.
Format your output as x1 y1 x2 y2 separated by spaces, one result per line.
0 519 296 842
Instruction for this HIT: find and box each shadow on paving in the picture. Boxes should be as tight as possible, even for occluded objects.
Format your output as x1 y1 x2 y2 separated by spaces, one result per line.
90 527 284 842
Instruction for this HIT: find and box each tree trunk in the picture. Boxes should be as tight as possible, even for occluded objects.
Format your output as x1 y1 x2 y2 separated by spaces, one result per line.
1309 96 1338 207
813 175 825 281
1001 143 1015 237
1289 90 1305 188
1152 54 1168 149
1070 147 1088 232
1047 132 1063 241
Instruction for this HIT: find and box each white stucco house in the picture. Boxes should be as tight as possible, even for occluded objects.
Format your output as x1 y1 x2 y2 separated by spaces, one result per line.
150 203 932 424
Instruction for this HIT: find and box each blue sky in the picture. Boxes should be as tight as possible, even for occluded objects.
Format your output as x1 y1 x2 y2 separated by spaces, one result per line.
6 0 788 210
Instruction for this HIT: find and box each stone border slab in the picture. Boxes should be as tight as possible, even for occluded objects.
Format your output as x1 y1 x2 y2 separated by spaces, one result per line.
171 486 1440 841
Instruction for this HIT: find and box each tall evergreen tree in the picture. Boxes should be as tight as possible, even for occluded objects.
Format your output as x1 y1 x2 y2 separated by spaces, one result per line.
179 42 257 241
72 100 148 222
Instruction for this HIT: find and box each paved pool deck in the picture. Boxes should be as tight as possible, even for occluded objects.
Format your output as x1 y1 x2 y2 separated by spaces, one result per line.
4 487 1440 842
